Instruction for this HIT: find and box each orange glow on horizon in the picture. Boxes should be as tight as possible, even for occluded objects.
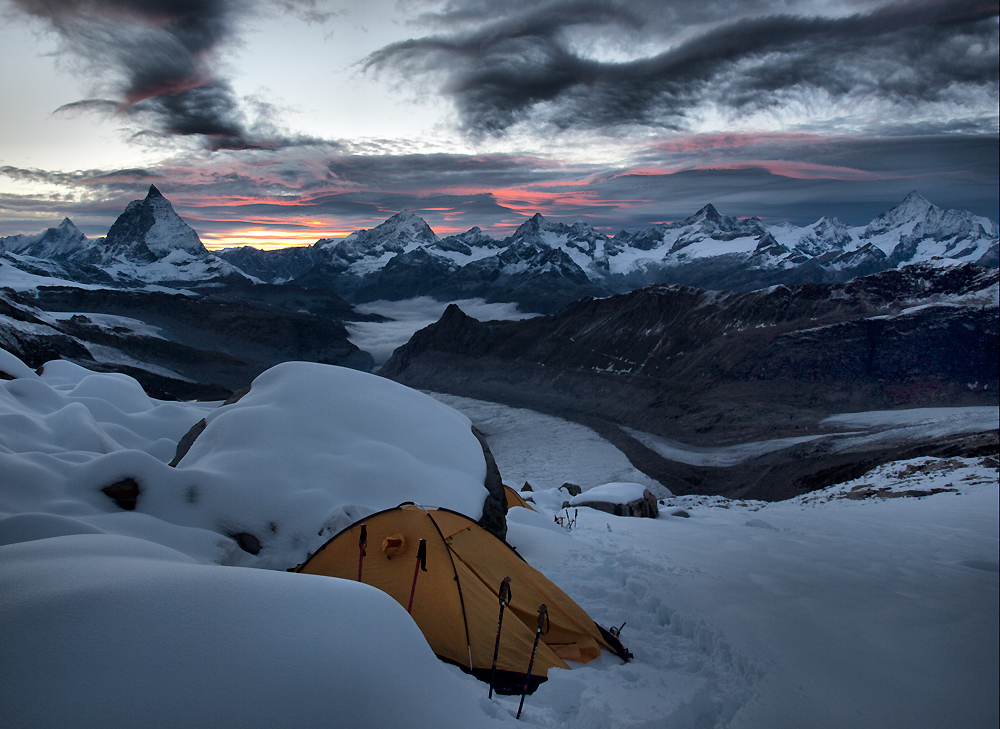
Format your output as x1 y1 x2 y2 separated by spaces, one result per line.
201 228 351 251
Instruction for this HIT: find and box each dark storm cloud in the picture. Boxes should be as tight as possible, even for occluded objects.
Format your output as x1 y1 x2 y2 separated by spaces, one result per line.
367 0 999 135
598 132 1000 225
10 0 324 149
324 152 567 187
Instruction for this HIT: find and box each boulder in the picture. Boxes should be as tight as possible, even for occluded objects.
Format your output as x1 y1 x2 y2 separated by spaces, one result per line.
559 482 583 497
569 483 659 519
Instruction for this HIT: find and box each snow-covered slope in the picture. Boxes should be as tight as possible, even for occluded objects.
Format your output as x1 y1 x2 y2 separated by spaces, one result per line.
2 359 995 729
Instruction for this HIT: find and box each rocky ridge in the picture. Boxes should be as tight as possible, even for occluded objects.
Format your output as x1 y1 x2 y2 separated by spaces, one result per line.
3 191 996 313
380 262 998 500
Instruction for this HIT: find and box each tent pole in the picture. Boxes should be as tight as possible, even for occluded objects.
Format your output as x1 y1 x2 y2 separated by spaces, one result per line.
407 538 427 613
357 524 367 582
516 604 548 720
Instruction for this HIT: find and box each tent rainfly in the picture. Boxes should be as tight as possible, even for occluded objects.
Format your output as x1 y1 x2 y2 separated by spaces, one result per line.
503 484 536 511
295 504 629 694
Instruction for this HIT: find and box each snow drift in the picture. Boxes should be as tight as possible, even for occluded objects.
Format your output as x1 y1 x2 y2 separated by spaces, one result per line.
0 354 489 569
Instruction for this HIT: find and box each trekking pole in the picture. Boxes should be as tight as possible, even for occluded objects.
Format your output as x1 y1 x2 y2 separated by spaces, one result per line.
516 604 548 720
406 538 427 613
357 524 367 582
488 576 512 699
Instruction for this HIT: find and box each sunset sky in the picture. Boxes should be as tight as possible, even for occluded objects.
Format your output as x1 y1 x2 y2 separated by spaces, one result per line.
1 0 997 249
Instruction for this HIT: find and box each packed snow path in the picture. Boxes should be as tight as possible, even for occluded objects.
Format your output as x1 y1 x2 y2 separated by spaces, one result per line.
436 394 999 729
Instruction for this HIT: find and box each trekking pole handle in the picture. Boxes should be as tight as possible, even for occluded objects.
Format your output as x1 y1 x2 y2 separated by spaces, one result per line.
536 604 548 634
417 538 427 571
358 524 367 555
499 576 511 606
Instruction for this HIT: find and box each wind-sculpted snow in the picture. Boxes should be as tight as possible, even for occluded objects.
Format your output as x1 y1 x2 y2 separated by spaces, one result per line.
0 354 489 569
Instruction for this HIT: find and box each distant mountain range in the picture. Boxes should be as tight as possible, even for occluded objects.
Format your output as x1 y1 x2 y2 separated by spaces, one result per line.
218 192 998 312
2 186 997 312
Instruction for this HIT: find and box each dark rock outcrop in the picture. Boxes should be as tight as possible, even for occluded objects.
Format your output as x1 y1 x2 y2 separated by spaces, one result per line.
102 478 141 511
382 263 998 501
574 489 659 518
472 426 507 541
170 419 207 467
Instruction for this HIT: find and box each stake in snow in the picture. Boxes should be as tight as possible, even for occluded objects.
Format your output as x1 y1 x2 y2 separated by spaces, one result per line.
1 349 997 728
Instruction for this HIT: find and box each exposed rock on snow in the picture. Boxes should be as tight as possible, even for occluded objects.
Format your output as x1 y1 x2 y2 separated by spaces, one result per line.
101 477 140 510
471 425 508 540
569 482 659 518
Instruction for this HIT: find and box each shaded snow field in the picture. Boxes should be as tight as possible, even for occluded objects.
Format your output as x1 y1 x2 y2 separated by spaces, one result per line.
2 354 997 729
428 392 663 494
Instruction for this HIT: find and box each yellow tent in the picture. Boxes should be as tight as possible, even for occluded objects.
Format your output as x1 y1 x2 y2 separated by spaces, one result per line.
294 504 627 693
504 484 536 511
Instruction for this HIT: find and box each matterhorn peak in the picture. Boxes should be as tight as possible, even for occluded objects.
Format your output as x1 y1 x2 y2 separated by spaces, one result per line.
102 185 207 260
900 190 929 205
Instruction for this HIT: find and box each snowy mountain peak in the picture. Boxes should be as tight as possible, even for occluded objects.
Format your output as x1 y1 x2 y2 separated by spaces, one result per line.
514 213 551 237
863 191 937 237
693 203 722 221
0 216 89 258
102 186 207 261
313 209 439 265
356 210 438 243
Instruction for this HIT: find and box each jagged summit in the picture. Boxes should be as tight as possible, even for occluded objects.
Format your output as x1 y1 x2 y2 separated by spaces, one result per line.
864 191 936 237
0 216 89 258
692 203 721 221
102 185 206 260
324 210 438 254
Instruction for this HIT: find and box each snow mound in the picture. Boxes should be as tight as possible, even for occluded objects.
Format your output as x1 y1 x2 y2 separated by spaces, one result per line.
0 349 39 379
171 362 489 563
1 352 489 569
570 482 650 506
0 534 504 729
